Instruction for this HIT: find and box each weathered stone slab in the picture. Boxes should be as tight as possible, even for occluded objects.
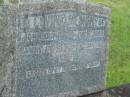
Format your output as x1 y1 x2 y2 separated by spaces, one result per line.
14 2 111 97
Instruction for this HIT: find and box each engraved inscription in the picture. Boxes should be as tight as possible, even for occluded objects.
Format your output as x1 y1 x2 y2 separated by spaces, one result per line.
16 11 107 77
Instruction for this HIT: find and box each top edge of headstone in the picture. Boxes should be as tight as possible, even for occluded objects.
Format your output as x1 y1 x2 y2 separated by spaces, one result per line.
3 0 86 5
3 0 111 16
16 2 111 17
19 0 86 4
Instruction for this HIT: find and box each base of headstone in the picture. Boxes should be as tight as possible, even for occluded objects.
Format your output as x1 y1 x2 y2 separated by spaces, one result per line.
79 91 108 97
81 84 130 97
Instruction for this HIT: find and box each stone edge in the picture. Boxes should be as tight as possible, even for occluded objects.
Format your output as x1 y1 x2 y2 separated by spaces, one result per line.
16 2 111 17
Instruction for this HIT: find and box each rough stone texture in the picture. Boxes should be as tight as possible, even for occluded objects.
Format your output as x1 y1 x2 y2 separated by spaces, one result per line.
5 0 85 4
0 5 16 97
18 2 111 16
19 0 85 4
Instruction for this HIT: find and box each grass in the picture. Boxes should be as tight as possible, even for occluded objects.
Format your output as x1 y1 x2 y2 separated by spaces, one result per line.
87 0 130 88
0 0 2 5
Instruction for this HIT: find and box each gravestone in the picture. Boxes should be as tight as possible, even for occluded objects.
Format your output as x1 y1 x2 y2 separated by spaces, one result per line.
14 1 111 97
